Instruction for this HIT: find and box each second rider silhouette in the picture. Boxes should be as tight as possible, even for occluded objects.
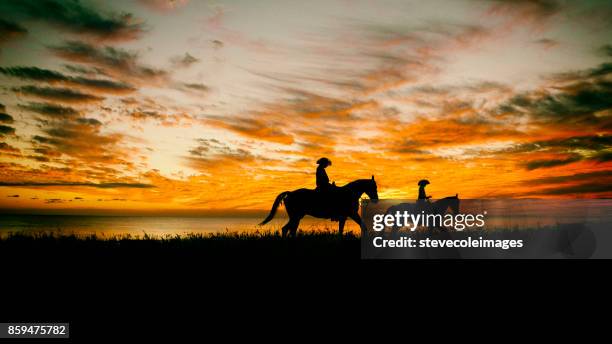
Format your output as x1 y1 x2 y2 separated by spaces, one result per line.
416 179 431 212
315 157 339 221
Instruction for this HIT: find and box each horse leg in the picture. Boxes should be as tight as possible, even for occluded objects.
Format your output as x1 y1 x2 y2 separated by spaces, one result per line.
281 220 292 238
338 217 346 236
289 215 303 238
282 200 300 238
349 213 368 232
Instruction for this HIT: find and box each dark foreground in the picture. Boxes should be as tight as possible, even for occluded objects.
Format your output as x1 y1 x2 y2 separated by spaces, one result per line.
2 223 609 262
0 230 361 260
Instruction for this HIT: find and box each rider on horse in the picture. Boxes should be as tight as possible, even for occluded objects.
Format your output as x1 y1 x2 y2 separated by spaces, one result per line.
316 157 333 190
417 179 431 212
316 157 340 220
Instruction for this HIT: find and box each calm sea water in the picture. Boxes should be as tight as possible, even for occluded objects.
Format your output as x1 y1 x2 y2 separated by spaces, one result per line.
1 199 610 237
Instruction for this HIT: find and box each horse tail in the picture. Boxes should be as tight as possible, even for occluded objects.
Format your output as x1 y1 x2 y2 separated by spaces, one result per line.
259 191 290 225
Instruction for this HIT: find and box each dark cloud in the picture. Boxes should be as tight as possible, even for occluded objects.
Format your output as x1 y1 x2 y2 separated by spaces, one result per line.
63 64 106 76
512 135 612 153
524 155 583 170
129 110 165 121
525 170 612 185
171 53 200 68
0 0 144 41
183 83 209 92
533 38 558 49
32 135 53 144
525 151 612 170
0 18 27 44
492 61 612 173
188 138 253 159
30 117 130 167
496 78 612 129
50 41 132 68
593 150 612 163
485 0 561 21
186 138 257 170
0 112 14 123
7 194 19 198
69 76 134 93
0 125 16 136
0 66 135 94
13 85 104 103
32 147 59 158
0 66 67 82
18 102 80 119
536 85 609 120
0 142 19 153
127 110 191 126
26 155 50 162
465 81 510 93
390 141 428 155
588 63 612 78
0 182 154 188
510 135 612 170
533 182 612 196
76 117 102 126
49 41 168 84
551 62 612 82
599 44 612 57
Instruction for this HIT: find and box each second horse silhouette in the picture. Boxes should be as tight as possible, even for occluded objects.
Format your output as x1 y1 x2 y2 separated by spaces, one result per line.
260 170 379 237
386 179 459 232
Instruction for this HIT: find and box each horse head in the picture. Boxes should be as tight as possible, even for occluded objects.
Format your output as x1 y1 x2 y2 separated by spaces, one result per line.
366 175 379 203
449 193 460 214
344 176 379 203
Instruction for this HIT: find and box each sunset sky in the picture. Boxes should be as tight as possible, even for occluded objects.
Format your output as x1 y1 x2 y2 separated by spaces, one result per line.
0 0 611 214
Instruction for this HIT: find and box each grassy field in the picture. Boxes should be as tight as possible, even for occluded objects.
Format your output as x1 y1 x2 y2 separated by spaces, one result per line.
0 223 605 260
0 229 361 260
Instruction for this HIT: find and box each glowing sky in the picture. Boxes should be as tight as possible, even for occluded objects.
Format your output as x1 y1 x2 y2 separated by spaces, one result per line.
0 0 611 213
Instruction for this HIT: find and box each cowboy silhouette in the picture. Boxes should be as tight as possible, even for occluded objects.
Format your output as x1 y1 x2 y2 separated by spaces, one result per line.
315 157 340 220
315 157 334 190
417 179 431 212
418 179 431 200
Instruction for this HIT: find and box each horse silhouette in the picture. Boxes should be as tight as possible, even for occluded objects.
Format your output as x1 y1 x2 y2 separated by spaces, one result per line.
385 194 460 231
260 176 379 237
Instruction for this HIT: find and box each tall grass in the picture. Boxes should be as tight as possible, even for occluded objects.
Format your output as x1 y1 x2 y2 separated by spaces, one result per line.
0 228 360 259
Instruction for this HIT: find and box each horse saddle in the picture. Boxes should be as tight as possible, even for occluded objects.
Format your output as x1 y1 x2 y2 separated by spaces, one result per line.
314 186 348 220
315 185 341 197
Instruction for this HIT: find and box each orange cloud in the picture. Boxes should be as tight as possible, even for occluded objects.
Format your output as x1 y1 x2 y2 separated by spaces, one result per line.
203 115 294 145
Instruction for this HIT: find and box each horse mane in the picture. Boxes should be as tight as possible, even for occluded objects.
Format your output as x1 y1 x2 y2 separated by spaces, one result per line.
343 179 372 188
